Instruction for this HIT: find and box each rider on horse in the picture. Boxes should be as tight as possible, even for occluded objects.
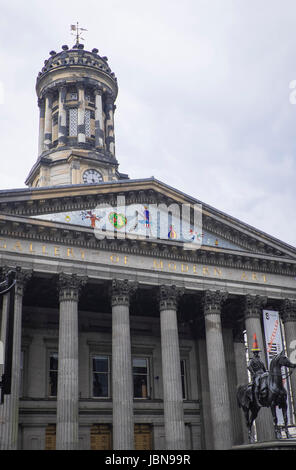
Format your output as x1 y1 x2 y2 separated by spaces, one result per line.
247 334 267 407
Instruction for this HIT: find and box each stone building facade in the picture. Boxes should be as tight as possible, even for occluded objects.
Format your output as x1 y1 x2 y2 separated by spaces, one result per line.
0 42 296 450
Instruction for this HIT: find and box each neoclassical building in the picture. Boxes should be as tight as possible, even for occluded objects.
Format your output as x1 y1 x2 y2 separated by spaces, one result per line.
0 41 296 451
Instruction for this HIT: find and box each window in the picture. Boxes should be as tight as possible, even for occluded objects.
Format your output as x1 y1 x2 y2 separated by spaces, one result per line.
133 357 149 398
49 352 58 397
85 109 91 137
180 359 187 399
92 355 110 398
68 108 78 136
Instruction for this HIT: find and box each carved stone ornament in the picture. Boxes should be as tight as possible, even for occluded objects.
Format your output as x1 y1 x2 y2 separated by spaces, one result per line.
110 279 138 307
244 294 267 320
58 272 87 302
280 298 296 323
158 285 184 312
1 266 33 297
202 290 228 316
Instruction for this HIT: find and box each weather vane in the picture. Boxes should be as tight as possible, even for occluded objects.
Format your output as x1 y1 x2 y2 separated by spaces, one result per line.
70 22 87 46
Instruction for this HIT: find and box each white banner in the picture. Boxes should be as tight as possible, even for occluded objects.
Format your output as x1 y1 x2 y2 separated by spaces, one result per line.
263 310 292 425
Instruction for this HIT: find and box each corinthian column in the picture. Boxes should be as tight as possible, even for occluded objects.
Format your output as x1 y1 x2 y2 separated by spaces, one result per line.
244 294 274 441
56 273 86 450
281 299 296 421
0 267 32 450
111 279 137 450
202 290 233 449
159 285 186 450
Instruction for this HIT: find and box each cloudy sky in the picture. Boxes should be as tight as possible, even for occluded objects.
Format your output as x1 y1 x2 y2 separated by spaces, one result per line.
0 0 296 247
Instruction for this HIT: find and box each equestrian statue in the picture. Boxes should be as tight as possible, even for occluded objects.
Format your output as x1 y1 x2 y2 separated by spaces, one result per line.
237 334 296 442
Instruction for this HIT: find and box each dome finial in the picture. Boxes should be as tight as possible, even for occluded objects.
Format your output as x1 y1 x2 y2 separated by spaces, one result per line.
70 22 88 47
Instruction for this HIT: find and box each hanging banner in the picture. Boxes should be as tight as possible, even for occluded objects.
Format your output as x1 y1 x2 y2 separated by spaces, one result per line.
263 310 292 426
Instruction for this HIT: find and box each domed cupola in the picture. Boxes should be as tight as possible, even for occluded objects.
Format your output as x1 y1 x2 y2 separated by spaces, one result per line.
26 41 128 187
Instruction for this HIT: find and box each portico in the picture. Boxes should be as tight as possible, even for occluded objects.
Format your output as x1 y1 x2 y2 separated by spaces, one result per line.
0 236 295 449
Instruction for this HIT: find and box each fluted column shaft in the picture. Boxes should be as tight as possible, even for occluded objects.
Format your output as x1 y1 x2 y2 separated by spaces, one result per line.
38 98 45 155
244 294 274 441
44 93 53 150
94 88 104 149
0 268 31 450
111 279 136 450
281 299 296 421
159 285 186 450
58 86 67 146
203 290 233 449
77 85 86 144
56 273 86 450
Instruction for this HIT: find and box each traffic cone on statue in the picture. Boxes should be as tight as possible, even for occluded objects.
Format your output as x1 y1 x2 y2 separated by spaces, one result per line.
251 333 261 352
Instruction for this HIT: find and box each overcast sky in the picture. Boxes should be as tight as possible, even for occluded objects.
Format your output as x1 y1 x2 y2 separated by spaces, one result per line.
0 0 296 247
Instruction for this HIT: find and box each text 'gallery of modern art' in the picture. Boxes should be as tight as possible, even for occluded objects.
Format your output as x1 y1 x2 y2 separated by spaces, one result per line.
0 40 296 451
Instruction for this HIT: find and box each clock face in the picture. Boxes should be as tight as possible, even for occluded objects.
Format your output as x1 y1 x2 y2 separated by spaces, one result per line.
82 169 103 184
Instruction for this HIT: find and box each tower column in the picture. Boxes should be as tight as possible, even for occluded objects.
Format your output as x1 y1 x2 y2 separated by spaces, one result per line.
37 98 45 155
77 84 86 144
111 279 136 450
105 94 115 156
0 268 32 450
159 285 186 450
94 87 104 149
281 299 296 421
58 86 67 146
44 92 53 150
244 294 274 441
202 289 233 449
56 273 86 450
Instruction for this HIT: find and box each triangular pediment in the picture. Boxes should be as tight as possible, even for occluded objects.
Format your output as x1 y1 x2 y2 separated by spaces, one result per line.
0 177 295 261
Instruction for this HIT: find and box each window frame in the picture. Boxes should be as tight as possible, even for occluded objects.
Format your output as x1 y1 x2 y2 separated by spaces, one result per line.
47 350 58 398
91 354 111 399
132 356 151 400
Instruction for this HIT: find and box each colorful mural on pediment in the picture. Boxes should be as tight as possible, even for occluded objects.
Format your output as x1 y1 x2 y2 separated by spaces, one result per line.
31 204 244 251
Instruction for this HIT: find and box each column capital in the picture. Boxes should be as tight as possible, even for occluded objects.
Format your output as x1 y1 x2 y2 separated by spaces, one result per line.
202 290 228 316
0 266 31 297
14 267 32 296
111 279 138 307
280 298 296 323
58 273 87 302
158 285 184 311
244 294 267 320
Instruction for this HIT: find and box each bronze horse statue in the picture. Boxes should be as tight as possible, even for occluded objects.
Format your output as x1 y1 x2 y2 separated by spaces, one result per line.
237 351 296 442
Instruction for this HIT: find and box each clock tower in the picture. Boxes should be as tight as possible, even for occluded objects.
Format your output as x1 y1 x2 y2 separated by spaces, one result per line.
25 42 128 187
